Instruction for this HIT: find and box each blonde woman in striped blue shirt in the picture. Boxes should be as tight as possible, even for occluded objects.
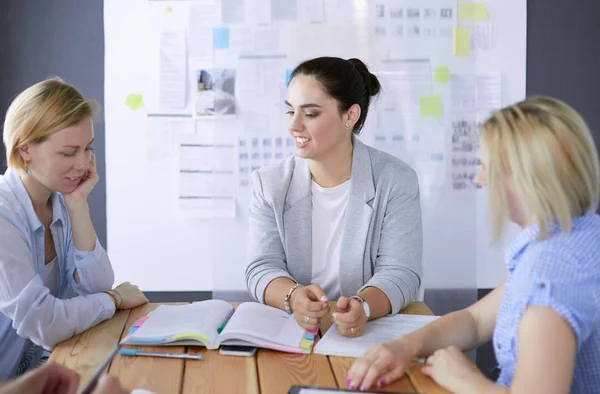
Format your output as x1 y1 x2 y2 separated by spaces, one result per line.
347 96 600 394
0 78 148 379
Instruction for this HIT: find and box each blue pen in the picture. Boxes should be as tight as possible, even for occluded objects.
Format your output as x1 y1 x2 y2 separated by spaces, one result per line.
217 308 235 334
120 348 202 360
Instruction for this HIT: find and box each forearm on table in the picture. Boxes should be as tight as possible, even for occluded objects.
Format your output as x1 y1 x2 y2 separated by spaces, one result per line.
357 286 391 319
399 309 480 357
263 277 298 310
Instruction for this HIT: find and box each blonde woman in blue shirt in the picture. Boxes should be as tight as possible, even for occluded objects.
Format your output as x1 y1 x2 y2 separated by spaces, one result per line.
0 78 148 379
347 97 600 393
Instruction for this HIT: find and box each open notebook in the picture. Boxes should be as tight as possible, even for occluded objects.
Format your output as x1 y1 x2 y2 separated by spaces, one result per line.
121 300 316 354
314 314 439 358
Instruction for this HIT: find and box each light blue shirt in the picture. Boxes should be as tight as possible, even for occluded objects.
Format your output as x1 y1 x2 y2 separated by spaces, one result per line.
493 212 600 392
0 169 115 379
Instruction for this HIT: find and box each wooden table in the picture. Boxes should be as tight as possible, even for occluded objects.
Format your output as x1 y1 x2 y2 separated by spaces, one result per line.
50 301 451 394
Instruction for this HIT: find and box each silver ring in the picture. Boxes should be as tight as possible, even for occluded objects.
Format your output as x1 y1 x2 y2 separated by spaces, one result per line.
350 327 356 335
304 315 309 324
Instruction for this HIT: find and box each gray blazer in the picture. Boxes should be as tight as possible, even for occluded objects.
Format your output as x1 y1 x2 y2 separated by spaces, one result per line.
245 138 423 314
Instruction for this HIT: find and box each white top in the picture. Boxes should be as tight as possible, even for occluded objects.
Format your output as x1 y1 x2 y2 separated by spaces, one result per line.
44 258 60 297
311 179 350 300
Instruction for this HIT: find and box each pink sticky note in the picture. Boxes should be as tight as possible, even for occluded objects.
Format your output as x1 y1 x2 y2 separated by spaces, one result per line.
265 344 304 354
133 316 149 327
306 329 319 335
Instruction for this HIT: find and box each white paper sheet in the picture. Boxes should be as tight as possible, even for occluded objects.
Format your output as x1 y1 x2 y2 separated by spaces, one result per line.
245 0 271 25
159 29 187 109
315 314 439 358
451 74 501 112
179 196 236 219
297 0 324 23
450 113 485 191
221 0 245 24
147 116 193 161
188 1 219 59
271 0 297 22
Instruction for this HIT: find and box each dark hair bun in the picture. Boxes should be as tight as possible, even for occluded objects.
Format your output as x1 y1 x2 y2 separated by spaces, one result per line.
347 58 381 97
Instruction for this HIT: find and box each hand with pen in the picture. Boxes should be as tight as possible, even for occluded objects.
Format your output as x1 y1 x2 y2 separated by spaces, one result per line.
0 362 129 394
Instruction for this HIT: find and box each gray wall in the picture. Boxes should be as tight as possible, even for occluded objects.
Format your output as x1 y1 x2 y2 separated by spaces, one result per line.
0 0 106 246
1 0 599 265
526 0 600 181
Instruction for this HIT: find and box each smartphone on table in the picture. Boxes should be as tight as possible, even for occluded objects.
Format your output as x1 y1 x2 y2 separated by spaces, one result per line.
219 345 257 357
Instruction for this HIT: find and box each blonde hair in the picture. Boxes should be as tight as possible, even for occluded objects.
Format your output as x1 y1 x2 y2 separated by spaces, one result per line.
481 96 600 240
2 77 98 173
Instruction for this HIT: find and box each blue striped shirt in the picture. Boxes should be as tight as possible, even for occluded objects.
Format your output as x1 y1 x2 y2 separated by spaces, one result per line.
0 169 115 379
493 212 600 392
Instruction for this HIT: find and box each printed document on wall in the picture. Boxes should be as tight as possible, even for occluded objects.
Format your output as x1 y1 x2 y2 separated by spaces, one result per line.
188 1 220 59
159 29 187 108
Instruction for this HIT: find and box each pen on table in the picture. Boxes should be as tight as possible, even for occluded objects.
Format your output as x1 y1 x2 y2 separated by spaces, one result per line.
217 308 235 334
79 344 122 394
119 348 202 360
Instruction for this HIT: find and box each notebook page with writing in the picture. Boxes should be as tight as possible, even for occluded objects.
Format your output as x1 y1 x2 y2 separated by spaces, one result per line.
122 300 234 347
217 302 306 349
315 314 439 358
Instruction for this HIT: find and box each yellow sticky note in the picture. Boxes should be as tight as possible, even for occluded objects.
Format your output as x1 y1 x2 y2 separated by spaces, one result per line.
166 6 173 13
420 96 442 118
125 94 144 111
458 3 488 21
453 28 470 57
433 66 450 84
300 339 314 350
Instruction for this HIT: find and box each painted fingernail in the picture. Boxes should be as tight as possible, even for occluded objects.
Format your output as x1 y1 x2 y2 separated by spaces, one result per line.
348 381 357 390
344 374 349 380
345 378 351 387
360 385 368 391
377 379 385 388
320 296 328 302
332 313 338 319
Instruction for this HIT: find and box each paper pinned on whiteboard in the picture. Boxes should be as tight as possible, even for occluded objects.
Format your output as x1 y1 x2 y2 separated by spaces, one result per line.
147 118 172 161
188 1 219 58
147 116 193 161
221 0 245 24
271 0 297 22
245 0 271 25
297 0 324 23
179 196 236 219
159 29 187 109
451 74 501 112
472 22 499 51
450 113 487 191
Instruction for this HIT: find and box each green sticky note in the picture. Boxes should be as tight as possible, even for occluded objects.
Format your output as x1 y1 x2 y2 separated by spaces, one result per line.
433 66 450 84
458 3 488 21
166 5 173 13
125 94 144 111
420 96 442 118
453 28 471 57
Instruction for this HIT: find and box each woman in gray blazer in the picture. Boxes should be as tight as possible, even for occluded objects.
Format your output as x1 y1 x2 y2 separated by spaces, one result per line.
245 57 423 338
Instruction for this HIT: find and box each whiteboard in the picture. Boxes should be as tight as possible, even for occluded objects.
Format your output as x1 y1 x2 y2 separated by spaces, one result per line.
104 0 526 293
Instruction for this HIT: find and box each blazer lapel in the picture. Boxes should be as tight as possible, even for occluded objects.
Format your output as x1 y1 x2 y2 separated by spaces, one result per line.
283 157 313 285
339 138 375 296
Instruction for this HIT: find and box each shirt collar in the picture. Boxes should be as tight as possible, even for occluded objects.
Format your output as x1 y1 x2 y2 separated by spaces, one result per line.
4 168 66 231
505 222 541 271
